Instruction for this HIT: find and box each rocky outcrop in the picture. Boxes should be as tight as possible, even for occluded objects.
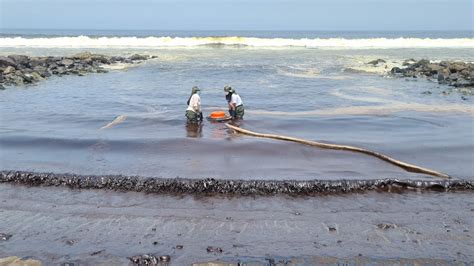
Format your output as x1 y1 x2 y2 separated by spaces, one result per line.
129 54 149 61
388 59 474 88
0 56 17 67
367 58 386 66
0 53 151 87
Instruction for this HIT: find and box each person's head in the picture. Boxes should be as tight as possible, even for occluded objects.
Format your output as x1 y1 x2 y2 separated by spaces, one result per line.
224 86 234 102
192 86 201 95
224 86 233 94
187 86 200 105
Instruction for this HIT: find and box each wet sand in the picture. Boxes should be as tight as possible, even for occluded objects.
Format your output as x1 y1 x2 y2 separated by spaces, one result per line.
0 183 473 265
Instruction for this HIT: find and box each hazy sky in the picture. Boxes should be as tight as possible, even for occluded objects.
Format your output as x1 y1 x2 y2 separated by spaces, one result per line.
0 0 472 31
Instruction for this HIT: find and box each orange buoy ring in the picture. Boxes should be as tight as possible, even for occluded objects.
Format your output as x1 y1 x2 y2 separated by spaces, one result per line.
208 111 232 122
210 111 226 119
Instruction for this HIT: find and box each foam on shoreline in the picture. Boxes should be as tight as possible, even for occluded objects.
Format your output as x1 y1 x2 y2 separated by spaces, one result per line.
1 36 473 49
249 103 474 116
1 171 472 195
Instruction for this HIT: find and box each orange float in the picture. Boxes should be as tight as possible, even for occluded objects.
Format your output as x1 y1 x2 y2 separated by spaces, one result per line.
210 111 226 119
208 111 232 122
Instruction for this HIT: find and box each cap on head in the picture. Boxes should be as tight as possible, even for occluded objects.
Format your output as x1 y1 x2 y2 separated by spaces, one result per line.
224 86 236 95
192 86 200 94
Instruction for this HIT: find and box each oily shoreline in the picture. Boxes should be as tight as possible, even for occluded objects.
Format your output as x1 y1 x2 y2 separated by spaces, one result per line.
0 170 472 195
0 52 151 89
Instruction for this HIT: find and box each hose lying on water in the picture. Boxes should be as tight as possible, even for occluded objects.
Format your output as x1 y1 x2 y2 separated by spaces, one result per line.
225 123 450 179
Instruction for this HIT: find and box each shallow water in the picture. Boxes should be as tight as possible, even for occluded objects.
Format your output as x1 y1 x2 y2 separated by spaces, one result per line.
1 47 473 179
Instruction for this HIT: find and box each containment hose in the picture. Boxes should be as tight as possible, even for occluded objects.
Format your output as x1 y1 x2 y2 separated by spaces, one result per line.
225 123 450 179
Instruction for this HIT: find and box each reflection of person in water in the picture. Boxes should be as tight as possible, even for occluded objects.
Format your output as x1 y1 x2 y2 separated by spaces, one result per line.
224 86 244 119
185 86 203 123
186 122 203 138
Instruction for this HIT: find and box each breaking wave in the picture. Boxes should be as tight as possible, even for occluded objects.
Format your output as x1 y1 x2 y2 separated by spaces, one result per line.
1 36 473 49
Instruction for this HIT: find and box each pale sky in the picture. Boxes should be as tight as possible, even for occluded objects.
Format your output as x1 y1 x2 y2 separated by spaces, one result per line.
0 0 472 31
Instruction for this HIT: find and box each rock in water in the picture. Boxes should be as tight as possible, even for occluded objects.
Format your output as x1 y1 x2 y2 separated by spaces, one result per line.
368 59 386 66
450 62 467 72
21 72 35 84
60 59 75 67
129 254 159 265
29 57 47 67
390 67 403 74
110 56 125 62
389 59 474 91
29 72 44 81
454 80 474 88
96 68 108 73
91 54 111 64
448 73 459 82
0 53 150 88
3 66 16 75
54 66 67 75
159 255 170 262
0 57 17 68
437 73 446 84
10 75 25 85
414 59 430 67
377 223 396 230
73 51 92 60
129 54 149 61
402 58 416 66
0 233 12 241
206 246 223 253
33 65 50 77
7 55 30 66
425 63 443 74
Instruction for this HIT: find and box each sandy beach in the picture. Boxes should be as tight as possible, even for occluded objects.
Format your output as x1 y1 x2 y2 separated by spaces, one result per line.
1 183 473 265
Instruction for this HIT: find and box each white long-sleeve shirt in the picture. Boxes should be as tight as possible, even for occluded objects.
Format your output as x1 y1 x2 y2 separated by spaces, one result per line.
230 94 243 106
186 94 201 113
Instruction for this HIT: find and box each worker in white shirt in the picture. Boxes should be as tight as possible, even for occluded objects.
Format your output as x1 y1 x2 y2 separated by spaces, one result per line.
224 86 244 119
186 86 203 123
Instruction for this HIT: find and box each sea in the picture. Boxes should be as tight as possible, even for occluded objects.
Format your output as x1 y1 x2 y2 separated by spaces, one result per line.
0 30 473 179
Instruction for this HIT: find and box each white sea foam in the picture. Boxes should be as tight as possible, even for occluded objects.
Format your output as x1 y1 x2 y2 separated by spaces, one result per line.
249 103 474 116
277 67 321 78
0 36 473 49
101 62 134 70
100 115 127 130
